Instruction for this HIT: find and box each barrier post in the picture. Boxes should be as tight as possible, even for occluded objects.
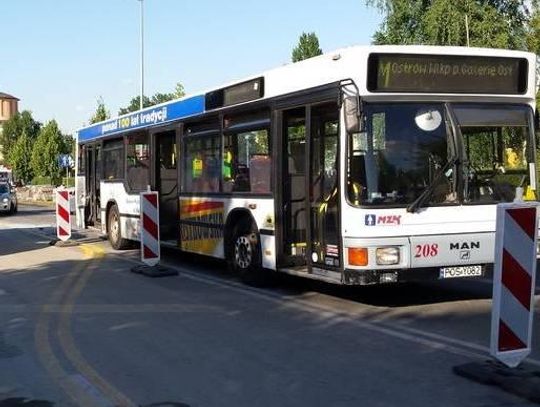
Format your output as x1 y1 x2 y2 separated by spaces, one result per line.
55 189 72 242
453 202 540 403
130 190 177 277
491 202 538 367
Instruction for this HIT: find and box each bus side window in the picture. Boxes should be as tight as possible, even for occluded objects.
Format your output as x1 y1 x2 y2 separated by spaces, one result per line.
184 135 220 193
103 138 124 180
223 129 270 193
126 132 150 191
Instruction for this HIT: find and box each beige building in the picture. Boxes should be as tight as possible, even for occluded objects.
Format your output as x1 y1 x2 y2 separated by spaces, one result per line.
0 92 19 162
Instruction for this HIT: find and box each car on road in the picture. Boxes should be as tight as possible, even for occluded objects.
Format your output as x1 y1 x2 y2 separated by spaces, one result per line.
0 183 17 214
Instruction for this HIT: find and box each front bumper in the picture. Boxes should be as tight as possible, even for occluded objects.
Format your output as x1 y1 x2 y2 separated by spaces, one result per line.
343 264 493 285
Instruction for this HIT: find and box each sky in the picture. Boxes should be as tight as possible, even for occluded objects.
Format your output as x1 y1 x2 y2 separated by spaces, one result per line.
0 1 382 134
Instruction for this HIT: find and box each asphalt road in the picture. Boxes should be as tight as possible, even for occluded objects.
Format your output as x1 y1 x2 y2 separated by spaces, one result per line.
0 205 539 407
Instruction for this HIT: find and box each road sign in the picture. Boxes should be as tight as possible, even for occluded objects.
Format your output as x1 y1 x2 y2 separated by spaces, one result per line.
56 190 71 241
140 191 160 266
491 202 539 368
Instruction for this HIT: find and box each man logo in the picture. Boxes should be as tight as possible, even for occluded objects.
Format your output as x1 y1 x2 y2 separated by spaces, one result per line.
460 250 470 260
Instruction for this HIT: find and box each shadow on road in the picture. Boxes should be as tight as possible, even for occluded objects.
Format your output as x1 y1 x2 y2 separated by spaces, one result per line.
159 247 494 308
14 206 54 216
0 399 54 407
0 228 54 257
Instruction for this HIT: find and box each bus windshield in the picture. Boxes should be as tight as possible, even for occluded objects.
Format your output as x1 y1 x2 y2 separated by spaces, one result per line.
348 103 455 206
348 103 534 207
455 104 532 203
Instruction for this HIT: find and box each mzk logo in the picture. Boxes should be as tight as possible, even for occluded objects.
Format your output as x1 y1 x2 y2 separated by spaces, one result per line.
365 214 401 226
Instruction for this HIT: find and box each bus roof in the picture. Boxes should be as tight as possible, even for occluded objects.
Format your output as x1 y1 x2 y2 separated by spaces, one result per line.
77 44 536 143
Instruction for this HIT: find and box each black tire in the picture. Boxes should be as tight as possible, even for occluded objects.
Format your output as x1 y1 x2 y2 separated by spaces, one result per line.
108 205 130 250
230 218 271 286
9 203 15 215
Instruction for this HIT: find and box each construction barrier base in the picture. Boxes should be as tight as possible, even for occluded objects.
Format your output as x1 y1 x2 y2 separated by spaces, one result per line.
51 239 79 247
454 360 540 403
131 264 178 278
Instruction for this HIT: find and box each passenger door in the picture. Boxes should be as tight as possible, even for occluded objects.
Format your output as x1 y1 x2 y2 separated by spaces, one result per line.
153 128 179 242
277 102 341 271
85 144 102 226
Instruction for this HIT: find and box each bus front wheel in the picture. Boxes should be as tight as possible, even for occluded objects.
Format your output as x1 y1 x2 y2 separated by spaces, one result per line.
230 219 270 286
108 205 130 250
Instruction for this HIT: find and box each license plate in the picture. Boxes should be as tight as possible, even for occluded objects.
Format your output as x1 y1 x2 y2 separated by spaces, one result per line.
439 265 483 279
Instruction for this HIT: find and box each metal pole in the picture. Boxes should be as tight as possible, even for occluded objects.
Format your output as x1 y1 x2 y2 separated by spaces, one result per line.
139 0 144 110
465 14 470 47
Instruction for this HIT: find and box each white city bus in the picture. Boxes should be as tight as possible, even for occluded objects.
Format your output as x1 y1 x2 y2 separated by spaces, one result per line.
76 45 538 285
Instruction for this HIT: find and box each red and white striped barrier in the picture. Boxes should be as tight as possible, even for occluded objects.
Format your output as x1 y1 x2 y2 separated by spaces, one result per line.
140 191 160 266
491 202 538 368
56 190 71 241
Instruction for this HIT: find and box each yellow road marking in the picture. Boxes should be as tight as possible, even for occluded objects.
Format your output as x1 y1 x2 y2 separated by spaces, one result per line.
58 258 136 407
35 241 136 407
79 243 106 259
34 261 100 407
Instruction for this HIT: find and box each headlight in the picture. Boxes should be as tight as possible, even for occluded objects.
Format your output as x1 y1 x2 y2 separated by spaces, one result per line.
2 198 8 203
376 247 400 265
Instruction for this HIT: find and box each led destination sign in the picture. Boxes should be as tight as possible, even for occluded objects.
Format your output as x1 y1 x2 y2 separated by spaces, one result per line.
367 53 528 94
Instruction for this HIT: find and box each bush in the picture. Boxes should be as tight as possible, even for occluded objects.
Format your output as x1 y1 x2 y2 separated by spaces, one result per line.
31 176 53 186
31 176 74 187
61 177 75 187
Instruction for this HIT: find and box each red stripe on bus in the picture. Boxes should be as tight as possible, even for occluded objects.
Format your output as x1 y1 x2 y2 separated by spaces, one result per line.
181 201 223 214
502 248 532 311
144 194 158 209
58 226 69 236
507 207 536 240
58 205 70 223
143 213 158 240
143 245 158 258
498 319 526 351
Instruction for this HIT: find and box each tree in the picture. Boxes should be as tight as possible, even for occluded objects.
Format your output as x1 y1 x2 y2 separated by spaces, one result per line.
10 130 33 183
118 82 186 115
292 32 323 62
174 82 186 99
31 120 65 183
89 96 110 124
1 110 41 162
368 0 529 49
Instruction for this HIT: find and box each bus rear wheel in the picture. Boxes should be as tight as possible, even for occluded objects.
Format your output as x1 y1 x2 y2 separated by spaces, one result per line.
108 204 130 250
230 218 271 286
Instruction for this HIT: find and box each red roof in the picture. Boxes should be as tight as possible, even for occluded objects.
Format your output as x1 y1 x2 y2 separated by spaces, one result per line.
0 92 19 101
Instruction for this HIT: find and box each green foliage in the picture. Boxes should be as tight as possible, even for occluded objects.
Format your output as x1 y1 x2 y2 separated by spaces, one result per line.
369 0 529 50
118 82 186 115
10 130 34 183
31 176 54 186
89 96 110 124
1 110 41 162
31 120 65 184
292 32 323 62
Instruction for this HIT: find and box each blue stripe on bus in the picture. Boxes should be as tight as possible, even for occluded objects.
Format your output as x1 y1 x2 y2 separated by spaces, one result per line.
77 94 205 142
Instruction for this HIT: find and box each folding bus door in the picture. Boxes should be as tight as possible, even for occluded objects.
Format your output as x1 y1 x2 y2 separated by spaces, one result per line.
153 129 179 242
277 102 341 272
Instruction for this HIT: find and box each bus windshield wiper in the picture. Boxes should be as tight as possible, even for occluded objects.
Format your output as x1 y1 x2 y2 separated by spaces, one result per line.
406 156 459 213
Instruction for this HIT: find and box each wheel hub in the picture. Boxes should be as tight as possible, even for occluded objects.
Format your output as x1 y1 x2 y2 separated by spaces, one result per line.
235 236 252 269
111 215 119 241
